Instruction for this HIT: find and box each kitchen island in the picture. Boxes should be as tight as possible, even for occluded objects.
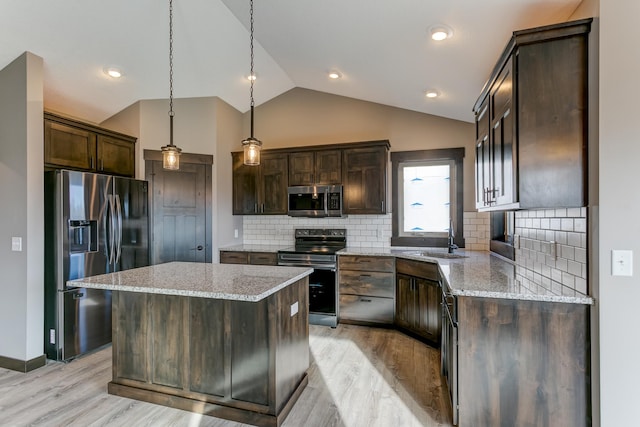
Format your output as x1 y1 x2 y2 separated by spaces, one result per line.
69 262 313 427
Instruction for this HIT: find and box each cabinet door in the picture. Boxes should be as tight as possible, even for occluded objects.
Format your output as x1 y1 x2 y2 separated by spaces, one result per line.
259 153 288 214
232 152 259 215
475 99 490 209
288 152 314 186
395 274 413 329
97 135 135 177
44 120 96 170
315 149 341 185
416 278 442 344
343 146 387 214
489 57 516 206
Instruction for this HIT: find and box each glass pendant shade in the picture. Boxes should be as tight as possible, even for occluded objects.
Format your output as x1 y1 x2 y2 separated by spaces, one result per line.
162 144 181 170
242 137 262 166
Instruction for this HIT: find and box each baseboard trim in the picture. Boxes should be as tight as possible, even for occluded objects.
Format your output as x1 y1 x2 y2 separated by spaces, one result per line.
0 354 46 373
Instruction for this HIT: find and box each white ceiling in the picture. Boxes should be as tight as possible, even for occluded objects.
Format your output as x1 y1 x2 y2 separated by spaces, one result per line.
1 0 582 125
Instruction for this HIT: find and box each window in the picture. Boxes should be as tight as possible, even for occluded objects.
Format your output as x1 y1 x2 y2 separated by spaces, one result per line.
391 148 464 248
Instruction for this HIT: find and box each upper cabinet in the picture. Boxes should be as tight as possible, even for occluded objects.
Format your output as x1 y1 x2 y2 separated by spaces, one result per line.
288 149 341 186
44 112 137 177
342 142 389 215
232 151 288 215
232 140 389 216
474 18 592 211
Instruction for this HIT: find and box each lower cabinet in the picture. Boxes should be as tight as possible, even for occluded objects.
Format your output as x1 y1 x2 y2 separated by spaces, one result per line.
338 255 395 325
457 296 590 426
219 250 278 266
395 259 442 345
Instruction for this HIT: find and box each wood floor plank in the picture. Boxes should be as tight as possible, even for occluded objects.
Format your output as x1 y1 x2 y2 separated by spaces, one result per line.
0 325 452 427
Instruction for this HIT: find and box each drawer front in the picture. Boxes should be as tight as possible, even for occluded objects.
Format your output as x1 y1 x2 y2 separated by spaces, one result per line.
339 270 394 298
339 255 394 272
396 258 438 280
219 251 249 264
339 295 394 324
248 252 278 266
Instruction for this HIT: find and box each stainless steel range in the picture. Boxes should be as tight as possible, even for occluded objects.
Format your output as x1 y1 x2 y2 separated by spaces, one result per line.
277 228 346 327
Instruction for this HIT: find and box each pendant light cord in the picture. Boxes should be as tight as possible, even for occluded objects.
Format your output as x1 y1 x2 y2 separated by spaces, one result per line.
169 0 175 146
249 0 255 138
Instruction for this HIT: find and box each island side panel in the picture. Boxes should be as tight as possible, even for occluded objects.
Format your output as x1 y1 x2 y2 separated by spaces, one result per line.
230 298 270 406
457 297 590 427
113 291 150 383
189 298 225 397
273 277 309 413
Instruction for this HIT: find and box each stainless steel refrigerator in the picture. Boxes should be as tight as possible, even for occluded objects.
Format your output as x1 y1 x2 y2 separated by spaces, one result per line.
44 170 149 361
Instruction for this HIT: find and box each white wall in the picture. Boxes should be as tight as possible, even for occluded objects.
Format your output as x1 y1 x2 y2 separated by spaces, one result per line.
0 52 44 362
598 1 640 425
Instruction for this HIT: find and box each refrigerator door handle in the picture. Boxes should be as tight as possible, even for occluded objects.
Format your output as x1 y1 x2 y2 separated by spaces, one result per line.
107 194 116 265
115 194 123 264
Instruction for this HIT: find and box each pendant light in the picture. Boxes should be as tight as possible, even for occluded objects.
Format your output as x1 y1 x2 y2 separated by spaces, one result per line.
161 0 182 170
241 0 262 166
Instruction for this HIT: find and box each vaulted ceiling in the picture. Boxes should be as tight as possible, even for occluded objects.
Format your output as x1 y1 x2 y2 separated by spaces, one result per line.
1 0 582 124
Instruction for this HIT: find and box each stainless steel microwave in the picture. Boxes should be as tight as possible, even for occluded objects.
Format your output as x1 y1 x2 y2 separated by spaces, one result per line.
287 185 343 217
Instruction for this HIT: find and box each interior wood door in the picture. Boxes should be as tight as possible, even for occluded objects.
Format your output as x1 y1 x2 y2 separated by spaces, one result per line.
147 159 211 264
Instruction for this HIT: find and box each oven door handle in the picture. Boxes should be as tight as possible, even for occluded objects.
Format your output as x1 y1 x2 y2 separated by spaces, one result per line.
277 261 335 271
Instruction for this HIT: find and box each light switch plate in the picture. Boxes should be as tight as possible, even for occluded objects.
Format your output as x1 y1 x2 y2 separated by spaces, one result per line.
612 250 633 276
11 237 22 252
290 301 299 317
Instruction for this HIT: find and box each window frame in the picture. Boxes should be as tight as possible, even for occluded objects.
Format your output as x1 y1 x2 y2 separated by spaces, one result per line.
391 148 465 248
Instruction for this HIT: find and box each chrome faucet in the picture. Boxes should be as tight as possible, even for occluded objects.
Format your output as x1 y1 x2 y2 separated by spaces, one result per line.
448 220 458 254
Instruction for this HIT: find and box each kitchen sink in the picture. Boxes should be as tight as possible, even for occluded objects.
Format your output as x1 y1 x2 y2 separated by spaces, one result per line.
419 251 468 259
397 250 468 259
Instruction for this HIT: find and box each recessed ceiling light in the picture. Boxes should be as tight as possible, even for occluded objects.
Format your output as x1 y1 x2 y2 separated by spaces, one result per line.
103 66 123 78
428 24 454 41
425 89 440 99
328 71 342 80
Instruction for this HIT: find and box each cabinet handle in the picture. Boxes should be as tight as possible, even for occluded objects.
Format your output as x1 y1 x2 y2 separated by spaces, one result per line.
100 159 104 170
360 298 372 303
254 203 258 213
359 274 371 278
262 203 265 213
90 157 94 169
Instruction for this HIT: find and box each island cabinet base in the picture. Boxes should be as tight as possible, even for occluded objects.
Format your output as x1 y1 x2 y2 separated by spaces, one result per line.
457 297 590 427
109 277 309 427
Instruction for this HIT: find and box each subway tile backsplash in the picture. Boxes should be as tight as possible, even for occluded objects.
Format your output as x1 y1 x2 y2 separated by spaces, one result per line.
243 214 393 248
242 211 490 250
514 207 588 296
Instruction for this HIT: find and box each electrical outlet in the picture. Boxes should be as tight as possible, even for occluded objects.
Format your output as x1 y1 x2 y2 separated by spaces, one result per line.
234 229 239 238
612 250 633 276
290 301 299 317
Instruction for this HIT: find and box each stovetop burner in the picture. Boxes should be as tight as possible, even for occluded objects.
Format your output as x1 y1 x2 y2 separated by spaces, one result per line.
278 228 347 256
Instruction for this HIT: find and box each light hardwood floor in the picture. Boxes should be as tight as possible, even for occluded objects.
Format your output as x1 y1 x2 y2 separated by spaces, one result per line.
0 324 453 427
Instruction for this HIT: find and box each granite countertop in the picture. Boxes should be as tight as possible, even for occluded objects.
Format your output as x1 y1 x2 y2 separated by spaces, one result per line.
220 244 292 252
68 262 313 302
339 247 593 305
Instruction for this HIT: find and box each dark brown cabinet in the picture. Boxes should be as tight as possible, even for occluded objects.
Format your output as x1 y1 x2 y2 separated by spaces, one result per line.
338 255 395 325
44 111 136 177
395 259 441 345
474 18 591 210
288 149 341 186
342 142 389 214
220 250 278 266
457 296 590 426
232 152 288 215
232 140 389 216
